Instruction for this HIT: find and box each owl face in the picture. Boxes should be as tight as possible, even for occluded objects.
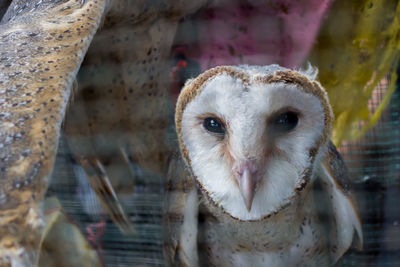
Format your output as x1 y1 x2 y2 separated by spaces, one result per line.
176 65 332 221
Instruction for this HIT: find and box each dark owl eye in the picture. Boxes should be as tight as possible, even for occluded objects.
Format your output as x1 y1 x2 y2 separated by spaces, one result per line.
271 111 299 133
203 117 225 135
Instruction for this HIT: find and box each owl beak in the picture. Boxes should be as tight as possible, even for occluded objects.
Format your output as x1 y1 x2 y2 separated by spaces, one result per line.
236 165 258 212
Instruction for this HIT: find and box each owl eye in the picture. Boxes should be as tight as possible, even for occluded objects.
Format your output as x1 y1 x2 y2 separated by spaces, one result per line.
271 111 299 133
203 117 225 135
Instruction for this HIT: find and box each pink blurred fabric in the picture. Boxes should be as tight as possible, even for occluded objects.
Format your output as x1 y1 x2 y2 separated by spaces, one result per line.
188 0 332 70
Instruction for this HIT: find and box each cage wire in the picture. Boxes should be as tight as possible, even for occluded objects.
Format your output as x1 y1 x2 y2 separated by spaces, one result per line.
45 68 400 266
0 0 399 266
338 70 400 266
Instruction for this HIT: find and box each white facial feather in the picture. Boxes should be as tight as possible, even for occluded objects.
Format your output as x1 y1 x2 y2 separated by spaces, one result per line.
181 71 326 220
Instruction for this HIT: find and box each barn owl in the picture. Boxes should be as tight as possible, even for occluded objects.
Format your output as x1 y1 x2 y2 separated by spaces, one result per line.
164 65 362 266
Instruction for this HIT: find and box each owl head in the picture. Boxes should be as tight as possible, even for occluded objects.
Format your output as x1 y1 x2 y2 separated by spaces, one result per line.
175 65 333 221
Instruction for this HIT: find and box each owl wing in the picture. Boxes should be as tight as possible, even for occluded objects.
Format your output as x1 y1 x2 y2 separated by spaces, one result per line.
163 154 199 267
317 141 363 263
74 155 135 234
0 0 107 265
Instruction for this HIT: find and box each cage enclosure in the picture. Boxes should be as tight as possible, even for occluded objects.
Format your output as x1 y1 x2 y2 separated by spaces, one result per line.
0 0 399 266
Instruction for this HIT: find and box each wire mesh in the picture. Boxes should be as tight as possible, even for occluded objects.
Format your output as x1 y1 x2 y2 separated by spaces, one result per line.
40 3 400 266
0 0 399 266
44 73 400 266
339 72 400 266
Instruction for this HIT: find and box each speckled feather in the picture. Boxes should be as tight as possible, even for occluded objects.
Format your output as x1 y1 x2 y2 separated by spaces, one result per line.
0 0 107 265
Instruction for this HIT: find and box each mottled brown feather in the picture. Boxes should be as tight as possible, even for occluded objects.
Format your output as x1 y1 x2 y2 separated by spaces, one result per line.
0 0 107 265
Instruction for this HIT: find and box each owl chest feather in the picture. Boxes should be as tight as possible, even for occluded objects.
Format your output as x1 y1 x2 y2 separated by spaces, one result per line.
198 190 330 267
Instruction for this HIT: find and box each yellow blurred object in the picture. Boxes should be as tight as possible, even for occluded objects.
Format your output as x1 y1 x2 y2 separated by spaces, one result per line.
310 0 400 145
36 197 103 267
